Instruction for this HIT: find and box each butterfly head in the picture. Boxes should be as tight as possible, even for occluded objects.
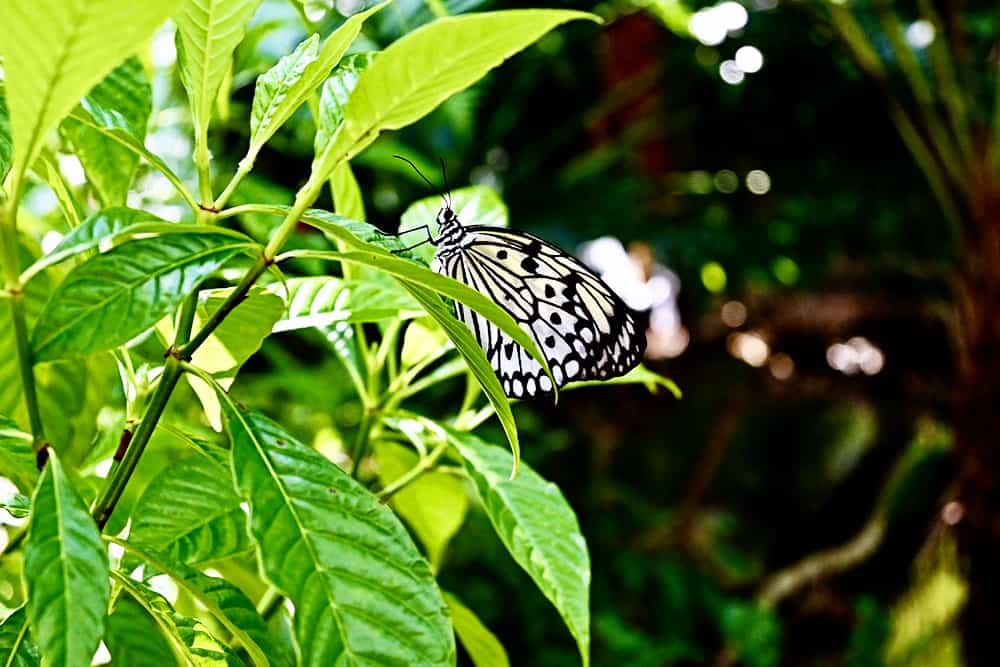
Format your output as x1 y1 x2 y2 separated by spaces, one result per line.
435 205 465 243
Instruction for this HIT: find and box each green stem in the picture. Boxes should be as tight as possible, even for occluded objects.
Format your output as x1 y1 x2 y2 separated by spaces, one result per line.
256 586 285 621
214 153 256 211
179 253 270 359
376 438 450 500
1 203 46 449
350 408 376 478
90 356 184 529
90 172 328 529
174 292 199 344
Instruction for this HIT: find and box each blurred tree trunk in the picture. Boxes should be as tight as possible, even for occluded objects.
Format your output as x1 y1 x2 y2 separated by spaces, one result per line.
953 176 1000 666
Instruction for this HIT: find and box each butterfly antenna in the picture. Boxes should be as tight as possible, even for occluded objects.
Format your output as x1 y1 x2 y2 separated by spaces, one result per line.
393 154 449 208
439 157 452 208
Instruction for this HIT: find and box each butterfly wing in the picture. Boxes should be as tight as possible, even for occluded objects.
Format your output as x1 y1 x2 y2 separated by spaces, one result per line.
434 226 645 398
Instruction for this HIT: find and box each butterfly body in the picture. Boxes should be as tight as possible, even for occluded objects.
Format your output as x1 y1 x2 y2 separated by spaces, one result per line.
423 205 646 399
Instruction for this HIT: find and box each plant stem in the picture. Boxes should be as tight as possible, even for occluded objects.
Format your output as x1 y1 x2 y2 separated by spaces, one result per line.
91 169 328 528
350 408 376 478
1 203 46 450
256 586 285 620
179 254 270 358
214 154 256 210
91 356 184 529
376 439 449 500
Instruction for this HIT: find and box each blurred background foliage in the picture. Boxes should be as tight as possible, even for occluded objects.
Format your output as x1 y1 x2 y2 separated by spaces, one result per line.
6 0 999 664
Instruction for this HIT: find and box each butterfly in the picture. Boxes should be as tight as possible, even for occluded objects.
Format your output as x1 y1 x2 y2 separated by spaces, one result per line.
391 156 646 399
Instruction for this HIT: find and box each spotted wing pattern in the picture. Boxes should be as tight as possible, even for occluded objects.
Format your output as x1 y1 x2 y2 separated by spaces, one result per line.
432 227 645 398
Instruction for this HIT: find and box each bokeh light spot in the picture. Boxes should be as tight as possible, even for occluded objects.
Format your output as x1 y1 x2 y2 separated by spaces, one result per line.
714 169 740 193
735 45 763 73
701 261 728 293
772 256 800 285
721 300 747 327
746 169 771 194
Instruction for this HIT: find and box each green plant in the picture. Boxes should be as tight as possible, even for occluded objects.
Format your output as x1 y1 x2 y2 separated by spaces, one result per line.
0 1 677 665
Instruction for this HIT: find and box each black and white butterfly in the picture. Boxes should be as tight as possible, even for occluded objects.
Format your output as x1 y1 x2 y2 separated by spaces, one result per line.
392 157 645 399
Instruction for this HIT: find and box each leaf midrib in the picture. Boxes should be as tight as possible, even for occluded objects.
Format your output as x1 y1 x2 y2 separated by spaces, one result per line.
33 239 248 354
16 0 89 183
228 406 356 664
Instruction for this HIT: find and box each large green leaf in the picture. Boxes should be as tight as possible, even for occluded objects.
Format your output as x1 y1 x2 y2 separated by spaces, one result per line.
111 572 239 666
0 414 37 494
105 597 177 667
246 2 388 156
446 428 591 665
375 441 468 572
63 107 196 211
443 593 510 667
174 0 264 140
0 0 176 195
23 453 110 667
213 394 455 666
60 57 152 206
0 86 12 183
0 607 39 667
249 34 319 147
271 276 422 332
114 539 279 667
314 52 377 156
31 230 256 361
129 455 252 566
22 207 170 283
400 282 522 477
313 10 599 179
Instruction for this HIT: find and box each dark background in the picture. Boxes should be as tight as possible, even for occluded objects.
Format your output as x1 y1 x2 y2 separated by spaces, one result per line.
216 0 1000 664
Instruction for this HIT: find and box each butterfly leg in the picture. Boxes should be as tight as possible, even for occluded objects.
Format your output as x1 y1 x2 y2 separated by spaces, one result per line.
389 224 437 253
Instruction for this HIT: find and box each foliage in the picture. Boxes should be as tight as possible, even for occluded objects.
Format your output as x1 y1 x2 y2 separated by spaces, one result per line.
0 1 674 665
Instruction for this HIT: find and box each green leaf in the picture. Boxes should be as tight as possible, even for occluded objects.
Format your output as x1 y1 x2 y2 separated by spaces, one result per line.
0 490 31 519
313 9 599 179
249 34 319 146
23 453 110 667
375 441 468 572
129 455 253 566
315 52 377 156
64 107 196 211
31 230 256 361
446 428 591 665
214 396 456 666
60 57 152 206
330 161 365 221
318 250 549 378
0 86 12 183
105 597 178 667
174 0 265 140
400 282 522 477
111 572 239 666
399 184 508 264
114 539 279 667
22 207 170 283
0 0 177 196
246 2 389 155
32 148 85 229
0 414 37 494
443 593 510 667
272 276 422 332
0 607 39 667
567 365 682 398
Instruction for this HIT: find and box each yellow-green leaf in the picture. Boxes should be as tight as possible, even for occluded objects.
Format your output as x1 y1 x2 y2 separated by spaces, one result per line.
0 0 177 200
